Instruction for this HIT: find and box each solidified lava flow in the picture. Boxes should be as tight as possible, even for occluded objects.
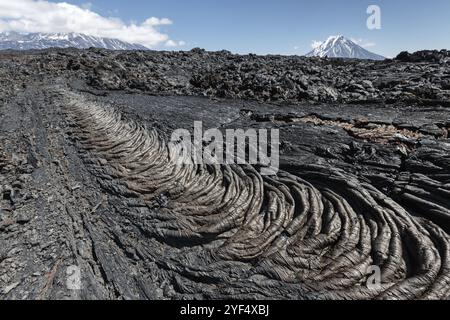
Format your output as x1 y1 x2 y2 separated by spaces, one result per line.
0 49 449 299
62 90 450 299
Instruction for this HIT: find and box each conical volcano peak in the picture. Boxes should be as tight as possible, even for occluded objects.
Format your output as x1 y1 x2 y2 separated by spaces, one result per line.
306 35 385 60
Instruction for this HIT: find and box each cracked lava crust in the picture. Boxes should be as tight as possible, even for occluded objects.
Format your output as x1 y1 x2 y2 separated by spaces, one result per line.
0 48 449 299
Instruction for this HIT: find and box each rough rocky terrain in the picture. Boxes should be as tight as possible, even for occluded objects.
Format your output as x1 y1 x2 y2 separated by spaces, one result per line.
0 48 449 300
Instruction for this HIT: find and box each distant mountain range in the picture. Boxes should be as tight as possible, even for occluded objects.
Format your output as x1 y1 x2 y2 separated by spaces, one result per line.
306 35 385 60
0 32 148 50
0 32 387 60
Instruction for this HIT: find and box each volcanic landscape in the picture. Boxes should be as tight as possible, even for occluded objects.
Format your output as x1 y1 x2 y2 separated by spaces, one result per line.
0 48 449 299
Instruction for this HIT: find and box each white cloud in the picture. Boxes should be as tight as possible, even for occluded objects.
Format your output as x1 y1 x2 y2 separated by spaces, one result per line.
0 0 182 48
311 40 323 49
165 39 186 48
350 37 376 48
362 42 376 48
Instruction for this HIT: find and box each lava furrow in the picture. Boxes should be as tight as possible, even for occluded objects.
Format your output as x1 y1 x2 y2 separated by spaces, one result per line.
61 91 450 299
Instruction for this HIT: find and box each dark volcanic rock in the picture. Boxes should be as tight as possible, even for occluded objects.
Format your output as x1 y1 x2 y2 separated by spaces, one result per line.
0 48 449 300
396 50 450 63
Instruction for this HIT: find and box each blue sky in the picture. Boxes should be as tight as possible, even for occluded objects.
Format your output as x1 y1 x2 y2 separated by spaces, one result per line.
3 0 450 57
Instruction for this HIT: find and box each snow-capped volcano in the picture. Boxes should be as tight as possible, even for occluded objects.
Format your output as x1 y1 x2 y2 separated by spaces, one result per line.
0 32 148 50
306 35 385 60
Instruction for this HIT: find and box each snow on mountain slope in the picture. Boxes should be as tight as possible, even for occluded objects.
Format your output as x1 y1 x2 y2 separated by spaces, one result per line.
0 32 148 50
306 35 385 60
